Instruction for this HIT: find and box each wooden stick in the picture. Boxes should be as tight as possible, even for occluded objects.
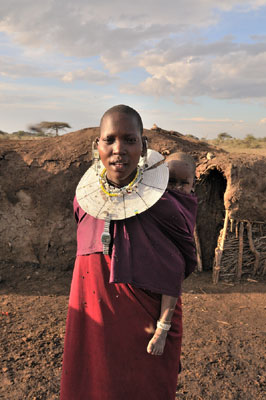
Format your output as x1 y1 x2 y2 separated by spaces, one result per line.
235 221 239 239
262 261 266 276
237 222 244 280
212 210 229 284
194 226 203 272
213 251 222 284
241 220 265 225
220 210 229 252
246 221 260 276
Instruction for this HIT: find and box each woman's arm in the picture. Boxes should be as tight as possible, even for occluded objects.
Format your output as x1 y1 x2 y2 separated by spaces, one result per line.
158 294 178 323
147 294 178 356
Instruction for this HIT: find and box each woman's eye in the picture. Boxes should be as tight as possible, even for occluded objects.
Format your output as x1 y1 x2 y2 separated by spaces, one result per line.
104 137 114 143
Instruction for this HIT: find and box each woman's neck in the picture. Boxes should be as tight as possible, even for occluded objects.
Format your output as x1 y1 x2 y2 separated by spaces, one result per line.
106 168 138 189
106 177 124 188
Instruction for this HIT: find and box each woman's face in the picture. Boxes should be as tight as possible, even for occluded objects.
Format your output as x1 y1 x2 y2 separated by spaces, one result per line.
97 112 143 187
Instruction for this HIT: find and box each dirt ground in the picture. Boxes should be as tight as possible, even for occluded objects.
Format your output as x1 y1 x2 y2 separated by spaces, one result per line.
0 263 265 400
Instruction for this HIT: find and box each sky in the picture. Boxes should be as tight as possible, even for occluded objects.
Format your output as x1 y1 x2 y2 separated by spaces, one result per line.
1 0 266 139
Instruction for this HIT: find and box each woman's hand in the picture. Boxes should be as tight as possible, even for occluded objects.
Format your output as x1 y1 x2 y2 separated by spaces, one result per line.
147 328 168 356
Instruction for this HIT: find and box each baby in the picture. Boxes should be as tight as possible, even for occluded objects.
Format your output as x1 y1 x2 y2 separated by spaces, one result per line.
166 152 196 194
147 152 196 356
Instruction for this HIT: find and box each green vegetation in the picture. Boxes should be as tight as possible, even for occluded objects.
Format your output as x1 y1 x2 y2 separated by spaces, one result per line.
208 133 266 155
0 121 71 140
0 130 49 140
28 121 71 136
217 132 232 141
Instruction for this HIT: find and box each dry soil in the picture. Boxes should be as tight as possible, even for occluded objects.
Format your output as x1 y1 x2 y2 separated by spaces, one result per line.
0 263 265 400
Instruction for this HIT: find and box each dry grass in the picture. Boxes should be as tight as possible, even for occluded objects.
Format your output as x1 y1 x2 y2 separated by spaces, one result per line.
206 137 266 156
217 144 266 156
0 135 46 141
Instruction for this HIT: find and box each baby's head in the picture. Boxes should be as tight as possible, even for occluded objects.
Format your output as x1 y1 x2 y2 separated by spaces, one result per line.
166 152 196 194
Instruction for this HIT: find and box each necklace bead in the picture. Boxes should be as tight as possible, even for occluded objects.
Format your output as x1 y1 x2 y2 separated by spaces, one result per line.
99 167 141 197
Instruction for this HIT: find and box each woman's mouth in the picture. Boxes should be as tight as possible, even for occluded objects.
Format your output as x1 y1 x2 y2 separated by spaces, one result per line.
110 161 128 171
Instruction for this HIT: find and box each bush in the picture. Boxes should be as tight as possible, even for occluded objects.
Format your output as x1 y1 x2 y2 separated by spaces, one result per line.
12 131 31 136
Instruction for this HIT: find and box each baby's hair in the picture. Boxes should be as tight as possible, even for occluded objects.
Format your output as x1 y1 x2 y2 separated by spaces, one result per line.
100 104 143 135
166 152 196 175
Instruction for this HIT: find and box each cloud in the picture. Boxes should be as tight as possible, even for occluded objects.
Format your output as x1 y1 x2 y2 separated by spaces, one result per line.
121 37 266 102
0 81 116 132
176 117 237 123
62 67 115 85
0 55 115 84
0 2 178 59
0 82 70 108
1 0 266 104
1 1 265 60
259 117 266 124
0 56 55 79
0 81 98 112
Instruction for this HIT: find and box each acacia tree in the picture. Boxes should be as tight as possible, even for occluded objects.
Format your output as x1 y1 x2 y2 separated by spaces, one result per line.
217 132 232 141
28 121 71 136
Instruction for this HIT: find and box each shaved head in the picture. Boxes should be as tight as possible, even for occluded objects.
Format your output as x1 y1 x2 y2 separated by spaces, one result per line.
166 152 196 194
100 104 143 135
166 152 196 175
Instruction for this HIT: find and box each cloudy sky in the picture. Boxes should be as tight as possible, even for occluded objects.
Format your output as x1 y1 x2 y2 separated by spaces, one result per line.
1 0 266 138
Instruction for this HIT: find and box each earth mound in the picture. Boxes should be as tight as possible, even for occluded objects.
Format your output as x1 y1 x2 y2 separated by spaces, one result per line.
0 127 265 272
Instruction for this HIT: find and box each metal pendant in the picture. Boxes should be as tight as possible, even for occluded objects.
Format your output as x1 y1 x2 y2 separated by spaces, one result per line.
101 214 111 255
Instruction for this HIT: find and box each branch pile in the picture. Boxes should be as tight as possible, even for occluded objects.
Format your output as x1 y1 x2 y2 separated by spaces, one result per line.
213 218 266 283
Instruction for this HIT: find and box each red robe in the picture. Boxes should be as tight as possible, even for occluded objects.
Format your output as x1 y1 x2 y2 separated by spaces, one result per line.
61 189 197 399
60 254 182 400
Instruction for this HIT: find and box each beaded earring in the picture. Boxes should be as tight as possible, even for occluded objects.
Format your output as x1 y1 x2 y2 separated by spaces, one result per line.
142 136 148 168
92 139 101 175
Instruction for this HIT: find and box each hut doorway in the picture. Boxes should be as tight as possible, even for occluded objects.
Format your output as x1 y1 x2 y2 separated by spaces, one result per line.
195 168 227 270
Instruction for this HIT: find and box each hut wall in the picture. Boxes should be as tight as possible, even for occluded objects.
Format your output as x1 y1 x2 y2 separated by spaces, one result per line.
0 133 93 269
0 128 216 269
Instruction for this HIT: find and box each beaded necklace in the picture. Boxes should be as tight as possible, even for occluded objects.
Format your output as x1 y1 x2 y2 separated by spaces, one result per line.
99 166 143 254
99 167 142 197
76 149 168 255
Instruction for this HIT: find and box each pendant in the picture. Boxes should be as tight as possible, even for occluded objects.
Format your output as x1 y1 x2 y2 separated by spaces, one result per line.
101 214 111 255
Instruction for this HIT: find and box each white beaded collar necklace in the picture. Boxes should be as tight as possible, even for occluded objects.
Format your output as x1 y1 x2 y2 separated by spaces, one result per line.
76 149 169 254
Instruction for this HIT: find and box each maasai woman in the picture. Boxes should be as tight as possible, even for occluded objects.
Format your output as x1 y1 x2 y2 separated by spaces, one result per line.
60 105 197 400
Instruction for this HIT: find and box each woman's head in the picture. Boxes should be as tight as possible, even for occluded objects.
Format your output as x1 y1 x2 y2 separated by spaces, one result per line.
100 105 143 134
97 105 145 187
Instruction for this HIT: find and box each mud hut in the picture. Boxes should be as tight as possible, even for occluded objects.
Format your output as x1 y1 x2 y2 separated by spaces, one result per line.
195 153 266 283
0 127 265 282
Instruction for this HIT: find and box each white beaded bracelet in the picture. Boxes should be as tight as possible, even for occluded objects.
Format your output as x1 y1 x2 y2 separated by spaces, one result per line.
157 320 171 331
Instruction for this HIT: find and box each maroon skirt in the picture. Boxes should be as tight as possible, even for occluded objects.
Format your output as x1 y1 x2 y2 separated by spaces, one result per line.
60 254 182 400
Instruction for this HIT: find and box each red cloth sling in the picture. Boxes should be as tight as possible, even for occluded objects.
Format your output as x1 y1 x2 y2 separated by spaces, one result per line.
74 189 198 296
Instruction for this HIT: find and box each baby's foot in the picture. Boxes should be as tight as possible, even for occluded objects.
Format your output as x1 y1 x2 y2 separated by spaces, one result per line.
147 329 168 356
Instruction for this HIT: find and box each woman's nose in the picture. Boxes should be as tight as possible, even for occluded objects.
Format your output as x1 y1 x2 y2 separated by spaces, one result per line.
113 140 126 154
